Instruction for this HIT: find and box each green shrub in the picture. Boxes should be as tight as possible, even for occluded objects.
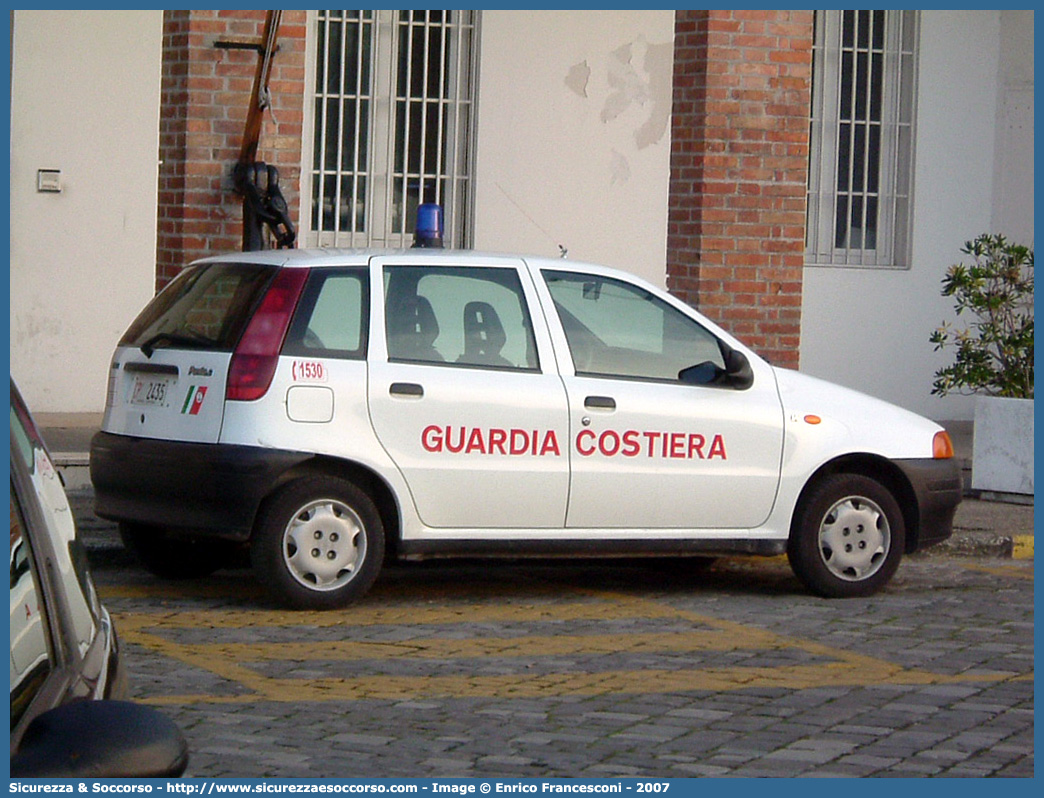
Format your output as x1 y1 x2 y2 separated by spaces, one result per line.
930 234 1033 399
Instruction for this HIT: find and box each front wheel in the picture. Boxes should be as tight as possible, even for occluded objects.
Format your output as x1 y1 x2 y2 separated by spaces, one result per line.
787 474 905 598
250 477 384 610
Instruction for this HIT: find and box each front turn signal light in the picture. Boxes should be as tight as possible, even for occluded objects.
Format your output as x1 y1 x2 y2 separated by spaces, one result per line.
933 431 955 459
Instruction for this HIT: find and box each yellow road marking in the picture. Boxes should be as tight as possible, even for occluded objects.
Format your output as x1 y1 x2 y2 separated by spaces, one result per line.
1012 535 1033 560
111 582 1032 706
138 665 1022 707
152 630 781 662
958 562 1034 579
110 599 683 631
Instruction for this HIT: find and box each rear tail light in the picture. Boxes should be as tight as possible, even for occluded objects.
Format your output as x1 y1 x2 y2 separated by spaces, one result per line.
933 430 955 459
226 268 309 401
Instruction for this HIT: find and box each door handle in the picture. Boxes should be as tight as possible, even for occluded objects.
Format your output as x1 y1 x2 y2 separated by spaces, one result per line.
390 382 424 398
584 395 616 411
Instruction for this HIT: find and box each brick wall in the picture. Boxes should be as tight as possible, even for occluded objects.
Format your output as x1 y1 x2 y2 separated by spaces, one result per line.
668 10 813 369
156 10 307 289
154 8 813 362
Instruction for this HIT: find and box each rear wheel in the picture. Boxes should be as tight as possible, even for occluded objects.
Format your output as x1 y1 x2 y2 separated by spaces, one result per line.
118 522 226 579
787 474 905 598
250 476 384 610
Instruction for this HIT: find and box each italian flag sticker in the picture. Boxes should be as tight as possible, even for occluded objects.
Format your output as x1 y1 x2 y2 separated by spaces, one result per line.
182 385 208 415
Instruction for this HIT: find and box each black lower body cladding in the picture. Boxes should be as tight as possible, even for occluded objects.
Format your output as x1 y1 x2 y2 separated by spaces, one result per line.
893 457 963 550
90 431 312 540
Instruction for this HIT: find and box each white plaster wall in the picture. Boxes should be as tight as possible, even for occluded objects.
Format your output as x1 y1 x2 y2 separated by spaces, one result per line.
991 9 1034 243
800 11 1029 421
472 10 674 287
10 10 163 412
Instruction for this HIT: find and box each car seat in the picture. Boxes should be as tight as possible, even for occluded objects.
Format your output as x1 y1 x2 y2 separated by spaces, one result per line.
387 295 443 362
459 301 512 367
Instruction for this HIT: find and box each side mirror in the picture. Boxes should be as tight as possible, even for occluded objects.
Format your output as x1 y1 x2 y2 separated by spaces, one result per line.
678 361 723 386
678 347 754 390
723 347 754 390
11 700 189 778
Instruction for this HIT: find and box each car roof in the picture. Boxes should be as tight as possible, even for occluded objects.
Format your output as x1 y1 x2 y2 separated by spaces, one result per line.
191 248 516 268
189 247 609 274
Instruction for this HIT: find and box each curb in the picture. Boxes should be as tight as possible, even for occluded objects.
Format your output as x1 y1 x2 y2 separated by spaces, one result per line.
919 533 1032 560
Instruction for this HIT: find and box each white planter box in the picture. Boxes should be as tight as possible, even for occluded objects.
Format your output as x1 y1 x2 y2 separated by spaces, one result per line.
972 396 1034 496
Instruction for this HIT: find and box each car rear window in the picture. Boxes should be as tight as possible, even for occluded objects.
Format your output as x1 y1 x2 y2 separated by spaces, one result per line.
119 262 278 353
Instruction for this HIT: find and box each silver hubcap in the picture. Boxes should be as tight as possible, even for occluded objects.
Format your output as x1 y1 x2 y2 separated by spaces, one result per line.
282 499 365 592
817 495 890 582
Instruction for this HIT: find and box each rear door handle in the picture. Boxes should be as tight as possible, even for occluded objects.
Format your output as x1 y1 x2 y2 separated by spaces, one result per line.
390 382 424 398
584 395 616 411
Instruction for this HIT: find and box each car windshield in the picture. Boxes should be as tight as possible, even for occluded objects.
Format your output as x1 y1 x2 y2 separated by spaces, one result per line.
119 263 276 353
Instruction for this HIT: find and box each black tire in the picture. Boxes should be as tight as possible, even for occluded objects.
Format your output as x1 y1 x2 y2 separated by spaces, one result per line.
118 522 225 579
250 476 384 610
787 473 905 598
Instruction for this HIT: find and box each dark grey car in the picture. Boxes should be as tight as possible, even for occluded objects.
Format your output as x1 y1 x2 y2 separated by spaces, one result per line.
9 379 188 777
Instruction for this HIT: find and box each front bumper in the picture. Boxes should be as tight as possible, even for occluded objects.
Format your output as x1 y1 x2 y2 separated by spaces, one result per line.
894 457 963 551
90 431 312 541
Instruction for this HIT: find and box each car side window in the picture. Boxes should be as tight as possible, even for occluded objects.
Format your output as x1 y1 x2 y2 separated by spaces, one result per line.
283 269 368 358
543 270 726 382
10 485 53 728
384 266 539 371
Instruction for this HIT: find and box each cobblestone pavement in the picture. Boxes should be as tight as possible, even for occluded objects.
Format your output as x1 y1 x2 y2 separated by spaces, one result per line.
88 549 1033 779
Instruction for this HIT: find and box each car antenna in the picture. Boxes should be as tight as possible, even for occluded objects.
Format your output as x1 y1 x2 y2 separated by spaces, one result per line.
495 183 568 258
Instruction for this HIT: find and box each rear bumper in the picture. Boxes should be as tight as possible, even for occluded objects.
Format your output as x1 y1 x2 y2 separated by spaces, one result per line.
894 457 963 551
90 431 311 541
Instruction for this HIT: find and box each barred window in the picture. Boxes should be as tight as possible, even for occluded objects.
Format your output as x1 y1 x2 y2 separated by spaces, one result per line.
806 10 918 268
304 10 478 248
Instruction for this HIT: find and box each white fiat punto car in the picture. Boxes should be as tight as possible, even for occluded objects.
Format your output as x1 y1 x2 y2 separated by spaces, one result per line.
90 247 962 609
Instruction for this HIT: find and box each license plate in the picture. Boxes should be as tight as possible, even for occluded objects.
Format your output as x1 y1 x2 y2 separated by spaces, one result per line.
130 377 173 407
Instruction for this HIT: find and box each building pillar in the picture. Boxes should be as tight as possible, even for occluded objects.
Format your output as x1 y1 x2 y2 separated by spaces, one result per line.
667 10 813 369
156 10 307 288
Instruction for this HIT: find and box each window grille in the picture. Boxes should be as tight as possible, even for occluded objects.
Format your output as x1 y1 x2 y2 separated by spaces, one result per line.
806 10 918 268
305 10 478 248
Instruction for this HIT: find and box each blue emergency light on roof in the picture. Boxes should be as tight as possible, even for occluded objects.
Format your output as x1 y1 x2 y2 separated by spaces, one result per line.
413 203 444 248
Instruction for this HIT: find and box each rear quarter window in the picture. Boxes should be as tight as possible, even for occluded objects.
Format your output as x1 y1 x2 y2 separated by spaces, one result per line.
282 268 369 359
119 263 278 352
